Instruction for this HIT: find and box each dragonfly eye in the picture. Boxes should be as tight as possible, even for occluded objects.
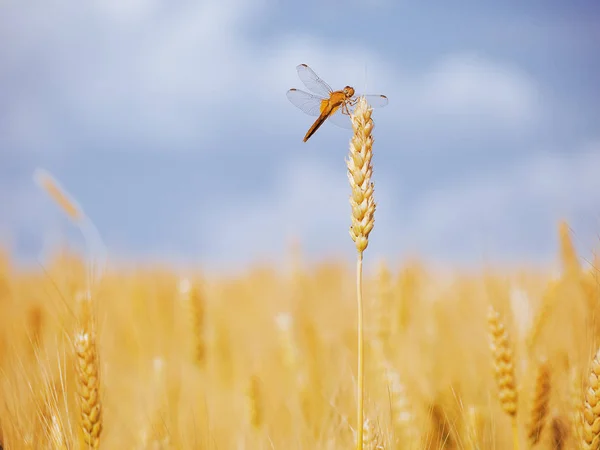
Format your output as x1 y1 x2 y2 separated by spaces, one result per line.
344 86 355 97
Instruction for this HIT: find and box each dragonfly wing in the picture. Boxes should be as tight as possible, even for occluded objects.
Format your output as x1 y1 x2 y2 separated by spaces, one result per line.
326 94 388 129
349 94 389 110
339 94 389 117
296 64 334 97
287 89 326 117
364 94 389 108
326 105 353 130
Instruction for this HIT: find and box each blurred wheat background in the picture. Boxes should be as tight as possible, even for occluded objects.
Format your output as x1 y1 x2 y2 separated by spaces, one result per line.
0 219 598 449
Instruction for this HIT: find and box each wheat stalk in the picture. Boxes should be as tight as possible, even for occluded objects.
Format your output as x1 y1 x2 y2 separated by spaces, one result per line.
526 359 551 446
487 305 519 449
582 348 600 449
347 96 377 450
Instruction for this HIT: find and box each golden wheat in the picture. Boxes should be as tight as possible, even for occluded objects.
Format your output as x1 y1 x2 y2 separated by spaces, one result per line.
550 414 568 450
1 220 599 448
526 359 551 446
359 418 385 450
463 405 483 450
246 374 263 431
383 364 418 446
347 97 376 255
570 366 583 444
347 95 377 450
274 312 299 376
487 305 519 449
582 348 600 450
178 278 206 367
74 292 102 449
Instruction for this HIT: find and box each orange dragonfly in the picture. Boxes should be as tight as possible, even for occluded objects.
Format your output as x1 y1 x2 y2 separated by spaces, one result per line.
287 64 388 142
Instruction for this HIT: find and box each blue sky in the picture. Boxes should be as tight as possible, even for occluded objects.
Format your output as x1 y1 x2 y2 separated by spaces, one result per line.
1 0 599 271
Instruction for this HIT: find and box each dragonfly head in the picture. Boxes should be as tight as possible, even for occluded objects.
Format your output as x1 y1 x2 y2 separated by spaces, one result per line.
343 86 355 98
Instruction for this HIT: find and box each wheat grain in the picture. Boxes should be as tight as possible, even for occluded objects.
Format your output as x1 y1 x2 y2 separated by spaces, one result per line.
582 348 600 450
488 306 518 417
347 97 376 255
74 292 102 449
487 305 519 449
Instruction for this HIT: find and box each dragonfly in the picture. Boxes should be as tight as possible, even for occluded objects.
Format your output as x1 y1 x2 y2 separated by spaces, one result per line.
286 64 388 142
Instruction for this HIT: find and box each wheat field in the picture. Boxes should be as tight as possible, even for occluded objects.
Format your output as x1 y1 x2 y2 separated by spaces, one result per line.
0 220 599 449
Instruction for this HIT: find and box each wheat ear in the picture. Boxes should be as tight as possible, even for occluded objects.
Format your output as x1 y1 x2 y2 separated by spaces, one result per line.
33 168 107 288
246 374 263 431
274 312 299 376
487 305 519 450
74 292 102 449
526 359 551 446
383 364 417 446
582 348 600 449
550 414 568 450
179 278 206 367
347 96 376 450
359 418 385 450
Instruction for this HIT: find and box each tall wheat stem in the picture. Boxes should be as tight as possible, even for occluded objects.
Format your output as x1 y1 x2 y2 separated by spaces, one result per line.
347 96 376 450
356 253 365 450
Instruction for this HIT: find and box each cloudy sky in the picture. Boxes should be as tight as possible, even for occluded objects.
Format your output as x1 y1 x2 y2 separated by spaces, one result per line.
1 0 599 271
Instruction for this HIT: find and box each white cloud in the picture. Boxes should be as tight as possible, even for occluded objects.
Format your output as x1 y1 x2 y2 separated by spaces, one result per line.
419 52 540 124
1 1 543 155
